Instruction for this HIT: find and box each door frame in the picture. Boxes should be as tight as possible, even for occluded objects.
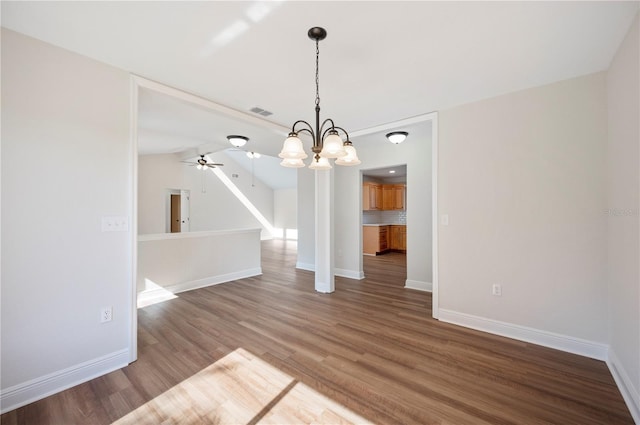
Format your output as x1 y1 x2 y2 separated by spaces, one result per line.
351 112 439 319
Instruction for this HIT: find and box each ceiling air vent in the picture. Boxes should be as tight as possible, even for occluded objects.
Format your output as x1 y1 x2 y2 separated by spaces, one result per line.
250 106 273 117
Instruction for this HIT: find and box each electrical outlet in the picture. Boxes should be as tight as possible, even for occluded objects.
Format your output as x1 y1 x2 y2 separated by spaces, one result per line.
100 307 113 323
492 284 502 297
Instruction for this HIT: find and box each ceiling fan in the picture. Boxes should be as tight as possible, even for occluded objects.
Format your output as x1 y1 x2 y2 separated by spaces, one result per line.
183 154 224 170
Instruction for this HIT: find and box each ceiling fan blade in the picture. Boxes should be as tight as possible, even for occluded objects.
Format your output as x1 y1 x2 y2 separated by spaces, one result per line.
205 163 224 167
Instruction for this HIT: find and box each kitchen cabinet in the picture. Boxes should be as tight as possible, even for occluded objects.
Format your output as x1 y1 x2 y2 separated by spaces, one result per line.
389 225 407 251
363 182 382 211
365 183 405 211
364 224 406 255
363 225 389 255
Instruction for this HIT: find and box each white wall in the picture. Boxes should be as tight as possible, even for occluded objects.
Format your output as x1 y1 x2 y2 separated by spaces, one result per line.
138 151 274 239
606 13 640 420
274 188 297 237
438 72 608 351
138 229 261 294
1 29 132 410
333 126 432 286
138 153 180 234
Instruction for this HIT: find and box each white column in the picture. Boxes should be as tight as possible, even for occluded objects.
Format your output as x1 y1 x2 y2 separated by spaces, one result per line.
314 168 334 293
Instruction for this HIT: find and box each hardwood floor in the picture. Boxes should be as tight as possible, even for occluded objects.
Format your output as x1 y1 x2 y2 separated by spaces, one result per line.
1 240 633 424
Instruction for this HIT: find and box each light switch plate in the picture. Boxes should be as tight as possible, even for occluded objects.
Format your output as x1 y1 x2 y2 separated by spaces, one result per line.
441 214 449 226
102 216 129 232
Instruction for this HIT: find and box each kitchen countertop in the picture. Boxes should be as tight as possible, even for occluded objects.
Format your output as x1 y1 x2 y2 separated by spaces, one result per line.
363 223 406 227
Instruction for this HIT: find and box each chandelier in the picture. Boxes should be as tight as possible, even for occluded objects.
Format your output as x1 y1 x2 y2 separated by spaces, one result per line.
278 27 360 170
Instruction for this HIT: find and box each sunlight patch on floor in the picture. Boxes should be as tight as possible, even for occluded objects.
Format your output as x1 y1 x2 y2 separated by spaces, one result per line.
137 278 178 308
113 348 371 424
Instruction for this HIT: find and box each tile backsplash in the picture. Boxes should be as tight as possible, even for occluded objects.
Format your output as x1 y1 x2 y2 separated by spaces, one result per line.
363 210 407 224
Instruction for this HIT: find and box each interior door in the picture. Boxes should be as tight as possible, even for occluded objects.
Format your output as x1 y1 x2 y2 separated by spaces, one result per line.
170 194 181 233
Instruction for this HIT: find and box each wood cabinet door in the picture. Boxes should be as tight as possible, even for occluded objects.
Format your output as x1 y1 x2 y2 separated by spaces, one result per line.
372 184 382 210
398 225 407 250
363 226 378 255
389 225 398 249
393 185 405 210
382 185 394 210
389 225 407 251
363 183 381 210
362 183 371 210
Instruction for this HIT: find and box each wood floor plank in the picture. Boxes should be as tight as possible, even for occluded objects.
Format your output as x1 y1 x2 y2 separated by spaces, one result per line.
1 240 633 424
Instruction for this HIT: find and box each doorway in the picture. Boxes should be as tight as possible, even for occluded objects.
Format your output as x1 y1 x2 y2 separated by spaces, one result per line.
167 189 190 233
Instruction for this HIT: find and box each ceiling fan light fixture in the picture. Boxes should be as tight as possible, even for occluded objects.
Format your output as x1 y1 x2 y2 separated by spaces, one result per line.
227 135 249 148
246 151 261 159
386 131 408 144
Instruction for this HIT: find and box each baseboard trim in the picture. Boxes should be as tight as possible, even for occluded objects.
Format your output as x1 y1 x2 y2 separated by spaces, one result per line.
0 349 130 414
166 268 263 294
335 268 364 280
296 262 315 272
438 309 608 360
405 280 433 292
607 348 640 423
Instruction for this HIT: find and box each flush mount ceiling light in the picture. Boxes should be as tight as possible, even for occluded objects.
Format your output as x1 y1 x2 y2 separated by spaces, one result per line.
386 131 408 144
279 27 360 169
227 135 249 148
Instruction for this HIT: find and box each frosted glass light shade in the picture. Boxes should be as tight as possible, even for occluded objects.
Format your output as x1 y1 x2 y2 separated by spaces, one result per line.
278 133 308 159
319 131 347 158
227 135 248 147
280 158 305 168
386 131 408 144
309 156 332 170
335 144 361 166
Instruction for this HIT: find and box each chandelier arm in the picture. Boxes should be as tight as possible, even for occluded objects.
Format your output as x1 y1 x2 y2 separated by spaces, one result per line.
319 118 337 140
296 128 314 137
291 121 315 144
332 126 351 142
298 128 318 147
291 120 314 133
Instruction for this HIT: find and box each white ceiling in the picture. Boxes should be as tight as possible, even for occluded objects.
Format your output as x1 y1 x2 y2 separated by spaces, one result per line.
363 165 407 180
2 1 637 189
